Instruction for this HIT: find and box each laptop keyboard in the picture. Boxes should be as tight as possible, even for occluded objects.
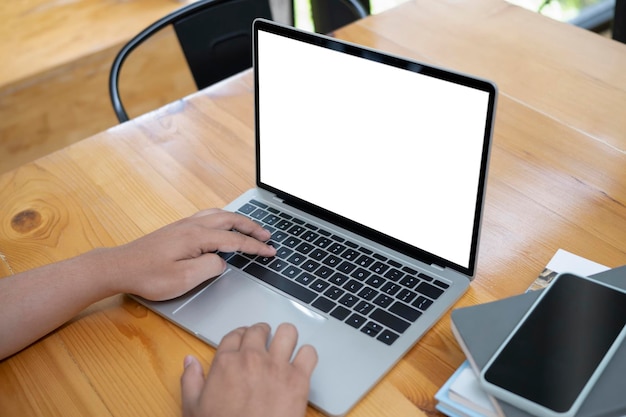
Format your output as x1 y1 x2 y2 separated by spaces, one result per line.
219 199 450 346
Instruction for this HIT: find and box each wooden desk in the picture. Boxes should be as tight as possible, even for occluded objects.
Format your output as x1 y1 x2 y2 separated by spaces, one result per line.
0 0 198 174
1 0 625 415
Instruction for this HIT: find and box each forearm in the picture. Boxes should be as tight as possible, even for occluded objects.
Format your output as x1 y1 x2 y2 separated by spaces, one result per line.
0 248 121 360
0 210 278 360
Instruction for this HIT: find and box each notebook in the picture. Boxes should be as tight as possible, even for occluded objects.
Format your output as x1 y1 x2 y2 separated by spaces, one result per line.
134 19 498 416
450 266 626 417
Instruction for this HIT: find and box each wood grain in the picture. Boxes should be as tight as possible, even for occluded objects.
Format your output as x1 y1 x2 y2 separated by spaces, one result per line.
0 0 625 416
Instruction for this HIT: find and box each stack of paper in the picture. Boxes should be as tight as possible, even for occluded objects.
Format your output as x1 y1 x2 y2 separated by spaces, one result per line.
435 360 499 417
435 250 624 417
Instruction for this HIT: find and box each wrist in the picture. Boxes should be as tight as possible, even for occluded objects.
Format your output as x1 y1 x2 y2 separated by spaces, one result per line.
64 247 126 299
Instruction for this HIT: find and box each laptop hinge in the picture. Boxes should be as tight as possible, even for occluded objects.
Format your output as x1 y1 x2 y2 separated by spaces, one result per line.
430 263 446 271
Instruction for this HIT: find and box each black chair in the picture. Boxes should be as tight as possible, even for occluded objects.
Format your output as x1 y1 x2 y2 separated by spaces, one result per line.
109 0 368 122
614 0 625 43
312 0 369 34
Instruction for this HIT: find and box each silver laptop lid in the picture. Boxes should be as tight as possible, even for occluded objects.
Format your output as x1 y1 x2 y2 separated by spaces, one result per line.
253 19 497 278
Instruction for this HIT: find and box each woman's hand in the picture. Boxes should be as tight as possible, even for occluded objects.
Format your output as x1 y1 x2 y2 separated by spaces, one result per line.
108 209 276 300
181 323 318 417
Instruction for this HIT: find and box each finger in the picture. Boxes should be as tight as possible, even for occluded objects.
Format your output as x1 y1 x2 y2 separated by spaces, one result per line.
268 323 299 361
292 344 318 377
200 229 276 257
180 355 205 414
216 326 247 353
202 211 273 242
239 322 271 351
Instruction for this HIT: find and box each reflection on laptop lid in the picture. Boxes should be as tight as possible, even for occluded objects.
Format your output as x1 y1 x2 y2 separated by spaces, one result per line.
133 19 497 417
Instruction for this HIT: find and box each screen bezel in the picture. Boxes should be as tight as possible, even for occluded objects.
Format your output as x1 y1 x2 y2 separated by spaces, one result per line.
252 18 498 278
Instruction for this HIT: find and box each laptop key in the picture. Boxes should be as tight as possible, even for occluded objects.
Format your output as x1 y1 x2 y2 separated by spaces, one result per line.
301 260 320 272
358 286 379 301
251 209 269 220
249 199 268 209
310 279 330 292
416 281 444 299
337 261 356 274
433 279 450 289
354 301 374 315
343 279 363 294
396 288 417 303
327 243 346 255
282 266 302 279
226 254 250 269
381 282 401 296
399 276 419 289
324 286 345 300
369 308 410 334
351 268 370 281
296 272 315 285
269 259 287 272
412 295 433 311
322 254 341 267
309 248 327 261
329 272 349 286
295 242 315 254
282 237 301 248
243 263 317 304
330 305 351 320
339 294 358 308
276 219 293 230
276 247 293 259
341 249 359 261
312 296 336 313
345 313 367 329
355 254 374 267
314 266 333 279
271 230 289 242
417 272 434 281
238 203 256 214
314 237 332 248
288 225 306 236
218 251 235 261
361 321 383 337
263 214 281 225
301 230 319 242
377 329 400 345
384 268 404 282
370 261 389 274
365 275 384 288
287 253 306 265
389 301 422 322
255 256 273 265
373 294 393 308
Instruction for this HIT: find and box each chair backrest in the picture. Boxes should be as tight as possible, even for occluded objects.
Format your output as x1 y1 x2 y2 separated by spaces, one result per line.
312 0 369 34
109 0 368 123
173 0 273 90
614 0 625 43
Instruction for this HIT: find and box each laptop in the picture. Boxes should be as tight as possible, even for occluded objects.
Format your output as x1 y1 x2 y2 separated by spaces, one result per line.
135 19 497 416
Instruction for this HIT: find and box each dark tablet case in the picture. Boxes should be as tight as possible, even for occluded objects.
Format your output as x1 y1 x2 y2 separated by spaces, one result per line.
450 265 626 417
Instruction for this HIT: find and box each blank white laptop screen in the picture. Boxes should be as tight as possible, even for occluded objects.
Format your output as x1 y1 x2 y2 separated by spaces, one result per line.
256 29 492 272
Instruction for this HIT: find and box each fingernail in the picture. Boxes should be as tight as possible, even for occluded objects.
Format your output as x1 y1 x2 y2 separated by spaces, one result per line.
183 355 195 369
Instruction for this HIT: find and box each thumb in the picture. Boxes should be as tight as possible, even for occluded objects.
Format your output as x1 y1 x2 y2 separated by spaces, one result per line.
180 355 205 415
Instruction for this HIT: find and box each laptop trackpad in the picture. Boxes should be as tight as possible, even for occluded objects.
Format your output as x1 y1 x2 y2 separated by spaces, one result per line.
173 268 327 348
